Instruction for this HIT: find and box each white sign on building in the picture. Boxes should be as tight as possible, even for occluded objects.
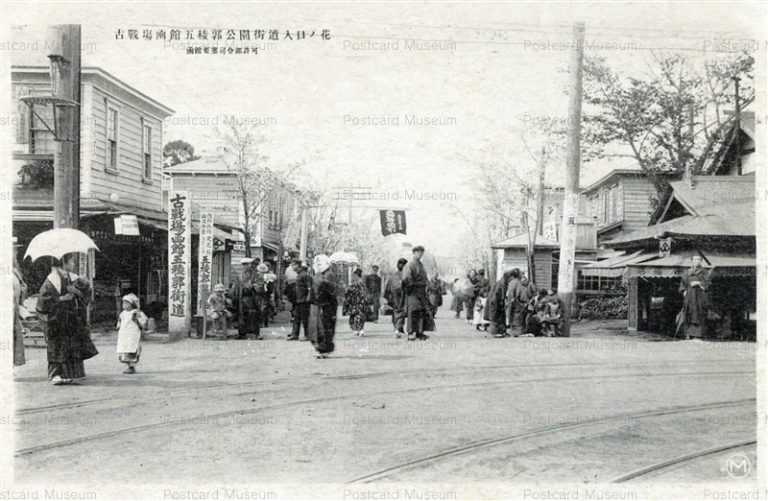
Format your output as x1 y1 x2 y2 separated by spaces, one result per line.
168 191 191 333
196 212 215 316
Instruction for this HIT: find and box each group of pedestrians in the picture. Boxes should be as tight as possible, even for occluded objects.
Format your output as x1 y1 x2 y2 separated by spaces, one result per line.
452 267 565 338
224 257 278 339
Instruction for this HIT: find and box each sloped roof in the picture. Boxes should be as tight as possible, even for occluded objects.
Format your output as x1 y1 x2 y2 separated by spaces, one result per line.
605 210 754 246
164 156 234 175
13 65 174 118
665 176 754 218
491 232 559 249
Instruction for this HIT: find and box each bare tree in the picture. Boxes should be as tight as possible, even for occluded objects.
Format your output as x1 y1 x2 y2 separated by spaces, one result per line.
216 116 303 257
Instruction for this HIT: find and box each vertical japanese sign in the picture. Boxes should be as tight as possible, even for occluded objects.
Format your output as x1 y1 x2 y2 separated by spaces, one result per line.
168 191 191 332
196 212 215 316
380 209 407 236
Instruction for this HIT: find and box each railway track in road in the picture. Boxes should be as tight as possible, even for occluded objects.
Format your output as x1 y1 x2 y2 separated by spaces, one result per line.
346 398 756 483
16 370 754 457
610 439 756 482
15 358 751 415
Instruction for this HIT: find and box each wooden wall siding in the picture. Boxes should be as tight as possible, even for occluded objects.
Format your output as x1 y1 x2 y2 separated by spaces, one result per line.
170 174 241 228
620 177 658 232
501 248 552 288
89 84 164 211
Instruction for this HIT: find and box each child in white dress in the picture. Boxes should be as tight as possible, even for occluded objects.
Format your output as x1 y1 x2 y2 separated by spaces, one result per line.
116 293 147 374
473 296 490 331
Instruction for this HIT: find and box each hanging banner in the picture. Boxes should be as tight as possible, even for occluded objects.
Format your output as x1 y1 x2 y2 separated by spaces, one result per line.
168 191 191 333
196 212 215 316
380 209 407 236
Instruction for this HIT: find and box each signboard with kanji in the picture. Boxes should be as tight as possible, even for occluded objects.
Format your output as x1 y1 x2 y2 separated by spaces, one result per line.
379 209 407 236
168 191 192 332
196 212 215 316
114 214 140 236
659 237 672 258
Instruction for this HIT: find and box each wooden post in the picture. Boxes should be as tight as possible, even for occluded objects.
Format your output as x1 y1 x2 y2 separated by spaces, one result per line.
733 76 742 175
48 25 81 230
556 22 585 338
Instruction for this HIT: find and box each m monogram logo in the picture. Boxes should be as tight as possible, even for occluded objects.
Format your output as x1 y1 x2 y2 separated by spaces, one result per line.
724 453 752 479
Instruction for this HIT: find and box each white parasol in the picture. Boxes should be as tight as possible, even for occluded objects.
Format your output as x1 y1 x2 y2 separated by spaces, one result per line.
329 251 360 265
24 228 100 261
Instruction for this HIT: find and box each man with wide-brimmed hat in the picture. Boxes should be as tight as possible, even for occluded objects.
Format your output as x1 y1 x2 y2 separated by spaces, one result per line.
401 245 431 341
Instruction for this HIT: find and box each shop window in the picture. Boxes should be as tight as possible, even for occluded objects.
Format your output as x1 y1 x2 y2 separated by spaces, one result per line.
106 100 119 172
141 120 152 181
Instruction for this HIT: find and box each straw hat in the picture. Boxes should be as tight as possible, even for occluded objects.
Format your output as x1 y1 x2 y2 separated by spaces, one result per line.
257 263 269 273
240 257 255 265
213 283 226 292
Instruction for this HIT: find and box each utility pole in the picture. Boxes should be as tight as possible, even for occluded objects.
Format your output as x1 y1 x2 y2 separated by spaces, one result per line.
299 204 308 263
535 146 547 238
733 76 742 175
556 22 585 338
48 25 81 229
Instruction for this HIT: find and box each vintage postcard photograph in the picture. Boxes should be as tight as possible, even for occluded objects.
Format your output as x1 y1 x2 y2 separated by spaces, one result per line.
1 2 766 500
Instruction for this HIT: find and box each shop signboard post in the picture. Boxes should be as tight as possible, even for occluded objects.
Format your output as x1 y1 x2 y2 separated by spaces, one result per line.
168 191 191 334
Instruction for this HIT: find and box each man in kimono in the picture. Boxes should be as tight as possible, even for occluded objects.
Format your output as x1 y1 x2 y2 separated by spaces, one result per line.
679 255 711 339
309 255 338 358
364 265 382 322
401 246 430 341
231 257 262 340
486 269 514 337
384 258 408 338
288 261 312 341
36 253 98 385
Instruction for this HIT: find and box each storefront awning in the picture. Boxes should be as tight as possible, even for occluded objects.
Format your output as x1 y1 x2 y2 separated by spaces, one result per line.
626 252 756 279
581 251 657 277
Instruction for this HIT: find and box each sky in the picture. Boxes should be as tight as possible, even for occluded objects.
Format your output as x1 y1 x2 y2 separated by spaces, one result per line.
4 2 764 260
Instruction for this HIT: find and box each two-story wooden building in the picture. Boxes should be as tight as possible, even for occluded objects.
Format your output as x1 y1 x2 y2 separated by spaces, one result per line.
12 65 174 323
579 168 682 245
162 155 243 288
165 154 301 294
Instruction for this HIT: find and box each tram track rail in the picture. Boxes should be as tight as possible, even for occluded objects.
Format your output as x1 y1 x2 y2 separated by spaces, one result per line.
611 439 756 482
346 398 756 483
15 358 752 415
16 371 754 457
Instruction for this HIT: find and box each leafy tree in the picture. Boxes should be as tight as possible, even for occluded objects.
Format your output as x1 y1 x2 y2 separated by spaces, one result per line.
582 51 754 208
163 140 201 167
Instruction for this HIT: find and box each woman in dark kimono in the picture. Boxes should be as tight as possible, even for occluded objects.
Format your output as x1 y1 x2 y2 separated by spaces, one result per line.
679 255 711 339
309 255 338 358
36 253 98 385
485 270 514 338
343 268 370 336
427 274 444 317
